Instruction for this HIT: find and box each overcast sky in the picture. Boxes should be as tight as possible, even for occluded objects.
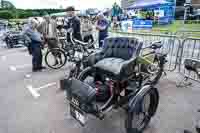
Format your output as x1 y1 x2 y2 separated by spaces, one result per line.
9 0 121 9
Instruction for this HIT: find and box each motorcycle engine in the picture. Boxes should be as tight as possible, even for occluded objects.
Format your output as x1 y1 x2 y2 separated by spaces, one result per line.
88 80 111 102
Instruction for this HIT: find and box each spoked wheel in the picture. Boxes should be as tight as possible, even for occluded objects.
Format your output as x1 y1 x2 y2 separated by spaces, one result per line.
45 48 67 69
125 88 159 133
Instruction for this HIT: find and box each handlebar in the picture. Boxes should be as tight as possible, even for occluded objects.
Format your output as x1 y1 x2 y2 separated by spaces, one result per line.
143 41 162 50
67 28 95 49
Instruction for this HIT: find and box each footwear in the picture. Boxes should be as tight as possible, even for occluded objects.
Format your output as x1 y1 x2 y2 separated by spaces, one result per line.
39 66 46 70
32 68 41 72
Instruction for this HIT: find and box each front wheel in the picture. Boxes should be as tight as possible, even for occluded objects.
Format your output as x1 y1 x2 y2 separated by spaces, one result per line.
125 88 159 133
45 48 67 69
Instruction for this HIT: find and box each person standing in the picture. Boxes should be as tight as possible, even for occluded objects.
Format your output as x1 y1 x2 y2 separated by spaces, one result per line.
21 18 46 72
96 13 109 48
82 15 94 43
38 15 62 66
64 6 82 41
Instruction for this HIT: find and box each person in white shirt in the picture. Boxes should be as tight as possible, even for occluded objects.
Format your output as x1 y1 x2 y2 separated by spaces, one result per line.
38 15 62 66
81 15 94 43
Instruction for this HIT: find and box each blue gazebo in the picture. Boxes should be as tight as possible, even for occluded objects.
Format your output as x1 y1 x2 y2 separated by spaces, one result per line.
127 0 175 24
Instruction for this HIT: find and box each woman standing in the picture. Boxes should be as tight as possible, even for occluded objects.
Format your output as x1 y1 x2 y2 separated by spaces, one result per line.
96 13 109 48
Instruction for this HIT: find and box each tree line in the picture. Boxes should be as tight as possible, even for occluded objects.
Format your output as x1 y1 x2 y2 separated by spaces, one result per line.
0 9 65 19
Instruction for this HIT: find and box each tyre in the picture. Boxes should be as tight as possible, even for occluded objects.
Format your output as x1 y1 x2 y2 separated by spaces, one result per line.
45 48 67 69
125 88 159 133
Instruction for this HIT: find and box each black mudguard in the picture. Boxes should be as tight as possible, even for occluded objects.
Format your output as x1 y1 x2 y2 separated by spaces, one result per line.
128 85 159 117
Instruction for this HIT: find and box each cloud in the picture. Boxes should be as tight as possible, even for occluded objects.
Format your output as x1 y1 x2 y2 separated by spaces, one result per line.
9 0 120 9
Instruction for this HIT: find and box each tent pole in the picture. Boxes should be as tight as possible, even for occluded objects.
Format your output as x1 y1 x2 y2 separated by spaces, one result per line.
158 7 160 25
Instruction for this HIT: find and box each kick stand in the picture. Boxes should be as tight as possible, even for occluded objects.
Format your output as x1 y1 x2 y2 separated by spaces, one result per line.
176 76 192 88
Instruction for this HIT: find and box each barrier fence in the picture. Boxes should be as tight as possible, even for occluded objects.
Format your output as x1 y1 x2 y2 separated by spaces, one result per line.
179 38 200 81
175 30 200 38
109 30 200 81
109 31 181 71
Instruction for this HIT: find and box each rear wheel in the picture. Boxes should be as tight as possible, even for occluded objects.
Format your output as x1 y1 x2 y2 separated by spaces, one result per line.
125 88 159 133
45 48 67 69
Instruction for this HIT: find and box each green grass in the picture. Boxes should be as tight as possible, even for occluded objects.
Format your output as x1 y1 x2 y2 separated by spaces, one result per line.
153 20 200 32
9 19 27 23
110 20 200 37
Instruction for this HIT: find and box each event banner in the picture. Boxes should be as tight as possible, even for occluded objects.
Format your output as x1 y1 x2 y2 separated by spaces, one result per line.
121 19 153 31
133 19 153 29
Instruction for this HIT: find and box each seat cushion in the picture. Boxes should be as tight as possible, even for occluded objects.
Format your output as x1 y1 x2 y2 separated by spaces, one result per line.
102 37 143 60
94 58 126 75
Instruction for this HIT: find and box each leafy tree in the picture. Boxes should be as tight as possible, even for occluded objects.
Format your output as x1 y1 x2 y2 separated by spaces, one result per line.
2 0 16 9
0 10 14 19
0 8 65 19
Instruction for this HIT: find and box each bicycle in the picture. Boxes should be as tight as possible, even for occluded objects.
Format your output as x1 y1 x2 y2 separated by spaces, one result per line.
44 28 96 69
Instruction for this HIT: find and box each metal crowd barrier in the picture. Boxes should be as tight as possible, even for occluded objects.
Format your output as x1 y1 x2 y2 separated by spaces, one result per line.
175 30 200 38
178 38 200 81
109 31 181 71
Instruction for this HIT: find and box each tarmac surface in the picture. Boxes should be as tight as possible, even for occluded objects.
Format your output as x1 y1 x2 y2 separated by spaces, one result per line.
0 43 200 133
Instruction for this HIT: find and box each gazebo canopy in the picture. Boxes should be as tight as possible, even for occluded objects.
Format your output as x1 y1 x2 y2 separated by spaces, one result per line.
127 0 172 9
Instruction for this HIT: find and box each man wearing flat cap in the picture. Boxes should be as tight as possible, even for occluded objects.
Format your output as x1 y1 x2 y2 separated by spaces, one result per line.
64 6 82 41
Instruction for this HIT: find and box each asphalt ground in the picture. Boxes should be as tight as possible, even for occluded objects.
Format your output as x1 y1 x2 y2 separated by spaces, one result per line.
0 43 200 133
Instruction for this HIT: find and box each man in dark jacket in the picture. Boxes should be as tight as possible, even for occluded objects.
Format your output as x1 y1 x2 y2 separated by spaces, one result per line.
21 18 46 72
64 6 82 41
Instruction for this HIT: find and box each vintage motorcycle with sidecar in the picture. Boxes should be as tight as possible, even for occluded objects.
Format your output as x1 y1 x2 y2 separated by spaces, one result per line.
61 37 167 133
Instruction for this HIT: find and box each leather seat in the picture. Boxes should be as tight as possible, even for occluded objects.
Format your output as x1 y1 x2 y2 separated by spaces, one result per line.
85 37 143 79
94 58 125 75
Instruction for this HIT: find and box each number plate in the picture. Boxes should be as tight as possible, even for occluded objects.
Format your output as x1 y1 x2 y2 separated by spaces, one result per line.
70 97 87 126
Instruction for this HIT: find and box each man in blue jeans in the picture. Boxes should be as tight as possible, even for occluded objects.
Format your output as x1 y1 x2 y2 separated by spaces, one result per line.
21 18 46 72
96 13 109 48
